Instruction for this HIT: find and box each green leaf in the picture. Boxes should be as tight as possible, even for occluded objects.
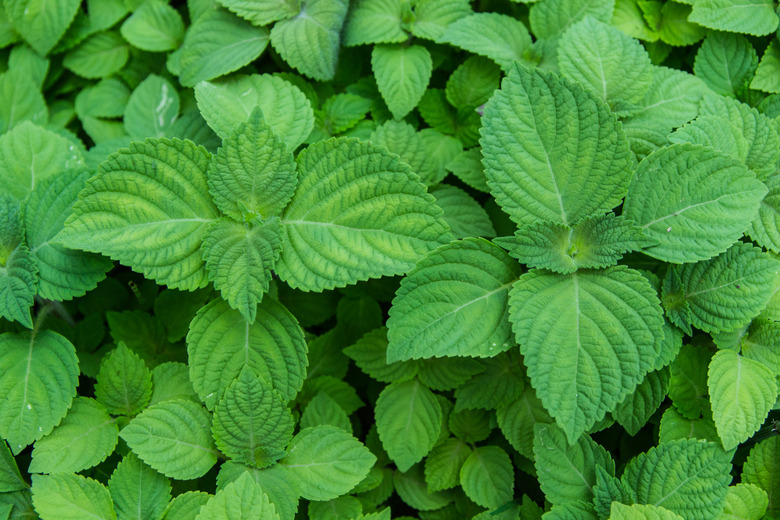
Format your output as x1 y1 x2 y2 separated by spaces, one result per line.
300 391 352 433
559 17 653 105
150 362 199 405
299 376 364 416
393 464 455 511
269 0 347 81
720 483 768 520
664 242 780 334
161 492 211 520
0 441 26 492
212 366 293 468
106 311 170 367
459 446 513 509
342 0 408 46
445 56 500 111
202 219 282 324
4 0 80 55
623 67 711 130
278 425 376 501
655 2 706 47
448 408 491 444
749 174 780 253
216 0 299 26
0 489 35 520
694 33 758 97
609 504 684 520
613 367 670 437
496 385 553 460
372 44 432 120
387 238 519 361
453 353 524 411
0 121 84 201
195 74 314 150
375 379 441 471
124 74 180 138
195 473 279 520
216 463 299 520
739 319 780 375
481 64 632 227
689 0 778 36
57 138 219 291
543 501 598 520
668 344 713 420
0 70 47 134
510 266 663 442
8 43 48 89
495 213 650 273
120 399 219 480
529 0 614 40
430 185 496 239
369 120 436 185
95 342 153 417
320 93 372 136
307 495 361 520
708 350 777 450
344 327 419 383
63 31 129 79
751 39 780 94
108 452 172 520
29 397 117 474
0 240 36 329
621 439 731 520
179 8 269 87
0 330 78 454
438 13 531 72
593 465 633 518
31 474 116 520
424 438 471 493
534 424 614 505
742 437 780 517
207 108 297 221
623 143 766 263
120 0 184 52
410 0 470 41
187 297 307 408
417 356 484 392
277 137 450 291
22 168 112 301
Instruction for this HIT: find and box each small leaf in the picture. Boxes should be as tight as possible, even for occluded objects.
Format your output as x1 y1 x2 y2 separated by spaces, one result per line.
120 0 185 52
438 13 531 72
29 398 118 474
124 74 180 138
161 492 211 520
372 44 432 120
195 473 279 520
609 503 684 520
342 0 408 46
120 400 219 480
216 0 299 26
496 385 553 460
4 0 80 55
430 185 496 239
95 342 153 417
459 445 513 509
343 327 419 384
299 392 352 433
424 438 471 493
62 31 129 79
108 452 172 520
689 0 778 36
0 70 47 134
31 474 116 520
278 425 376 501
751 39 780 94
0 441 26 492
410 0 471 41
694 33 758 97
742 437 780 517
720 483 768 520
613 367 670 437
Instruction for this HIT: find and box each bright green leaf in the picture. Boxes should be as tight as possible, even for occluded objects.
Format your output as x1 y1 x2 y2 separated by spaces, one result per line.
613 367 670 437
430 185 496 239
689 0 778 36
424 438 471 493
742 437 780 517
124 74 180 138
496 385 553 460
609 503 684 520
4 0 80 55
63 31 129 79
120 0 185 52
108 452 172 520
195 472 280 520
372 44 431 120
720 483 768 520
438 13 531 72
95 342 153 417
459 445 513 509
694 33 758 96
31 473 116 520
342 0 408 46
216 0 299 26
751 39 780 93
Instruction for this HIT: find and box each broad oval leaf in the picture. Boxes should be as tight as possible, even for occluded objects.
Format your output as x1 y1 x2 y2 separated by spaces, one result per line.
57 138 219 291
4 0 80 55
161 492 211 520
187 298 307 408
694 33 759 97
459 445 513 509
510 266 663 442
720 483 768 520
124 74 180 138
689 0 779 36
372 44 432 120
621 439 732 520
387 238 520 362
276 137 451 291
342 0 408 46
120 399 219 480
108 452 172 520
438 12 531 72
195 472 279 520
424 438 471 493
278 425 376 501
95 342 152 417
0 330 79 454
481 64 633 227
29 398 118 475
708 350 777 450
62 31 129 79
31 474 116 520
623 143 766 263
375 379 442 472
120 0 184 52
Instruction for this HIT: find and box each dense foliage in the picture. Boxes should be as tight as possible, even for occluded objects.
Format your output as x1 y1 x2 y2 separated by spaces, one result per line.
1 0 780 519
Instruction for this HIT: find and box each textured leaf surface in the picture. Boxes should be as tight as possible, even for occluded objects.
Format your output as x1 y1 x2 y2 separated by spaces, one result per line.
558 17 653 104
0 331 78 454
195 74 313 150
269 0 347 81
4 0 80 54
196 473 279 520
708 350 777 450
124 74 179 138
623 143 766 263
342 0 407 46
510 267 663 442
187 298 306 408
279 425 376 501
376 379 441 472
344 327 419 383
212 366 293 467
387 238 519 362
438 13 531 72
161 492 211 520
665 242 780 334
609 504 684 520
0 70 47 135
31 474 115 520
179 8 269 87
689 0 778 36
751 39 780 93
624 67 710 130
481 65 632 227
120 400 219 480
459 446 513 509
0 441 26 492
720 483 768 520
120 0 184 52
529 0 614 39
108 453 172 520
369 120 437 185
23 168 112 301
534 424 614 505
614 368 670 437
63 31 129 79
216 0 299 26
424 438 471 493
496 385 553 460
372 44 432 120
621 440 731 520
410 0 470 41
95 342 152 417
694 33 758 96
750 174 780 253
277 138 450 291
742 437 780 518
0 241 36 329
29 398 117 474
430 185 495 239
0 121 84 201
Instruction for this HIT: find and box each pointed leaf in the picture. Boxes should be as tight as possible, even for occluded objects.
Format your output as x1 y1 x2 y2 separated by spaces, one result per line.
31 474 115 520
496 385 553 460
689 0 778 36
216 0 299 26
120 0 185 52
751 39 780 93
694 33 758 97
424 438 471 493
0 441 26 492
109 453 172 520
438 13 531 72
4 0 80 55
430 185 495 239
63 31 129 79
124 74 180 138
195 473 279 520
95 342 153 417
342 0 408 46
372 44 432 120
742 438 780 518
343 327 420 384
161 492 211 520
614 367 671 437
720 483 768 520
459 446 513 509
